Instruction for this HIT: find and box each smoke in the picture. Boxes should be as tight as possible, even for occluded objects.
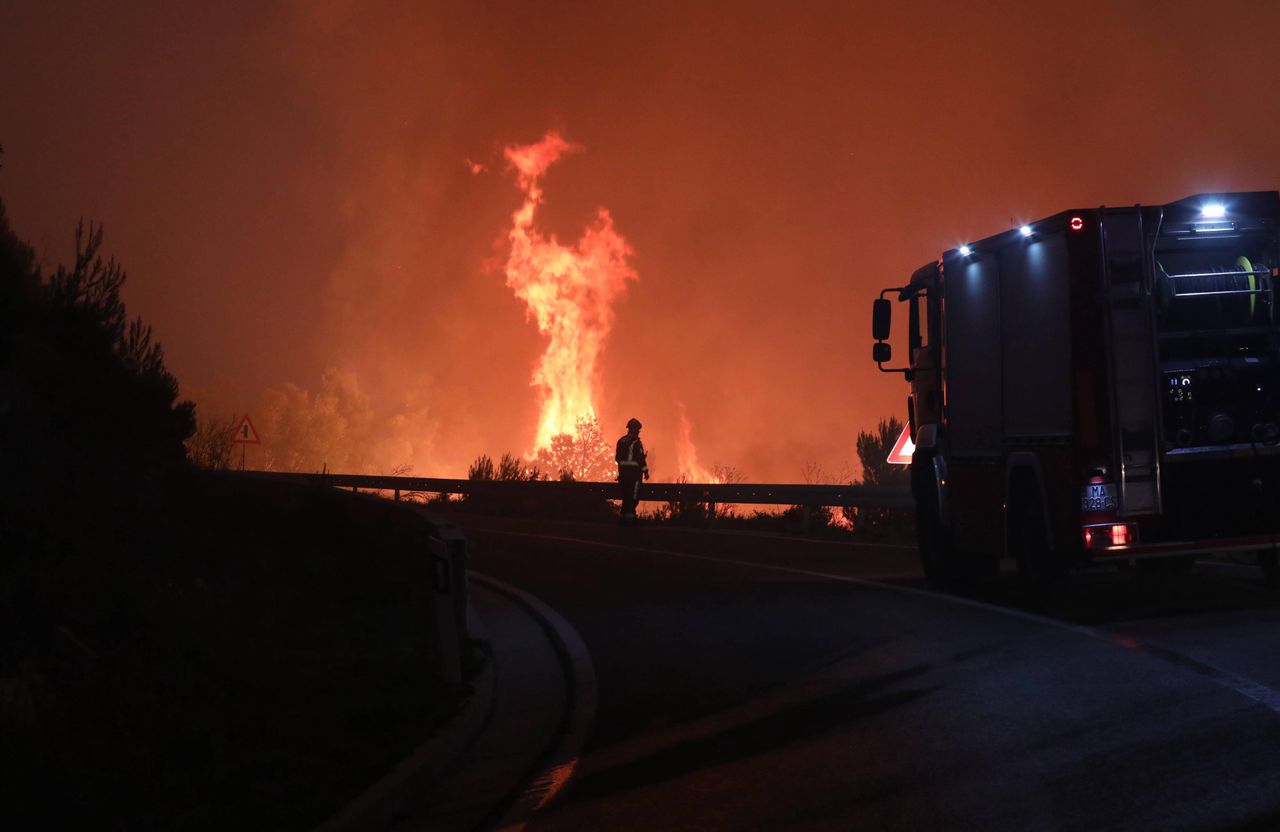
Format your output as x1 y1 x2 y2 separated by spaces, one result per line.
502 130 637 454
256 367 434 474
14 3 1280 484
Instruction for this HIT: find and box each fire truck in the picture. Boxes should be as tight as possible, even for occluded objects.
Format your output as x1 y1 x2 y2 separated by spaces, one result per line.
871 191 1280 591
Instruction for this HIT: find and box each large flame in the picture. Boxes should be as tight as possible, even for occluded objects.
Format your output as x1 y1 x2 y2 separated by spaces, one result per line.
676 401 722 483
503 131 636 453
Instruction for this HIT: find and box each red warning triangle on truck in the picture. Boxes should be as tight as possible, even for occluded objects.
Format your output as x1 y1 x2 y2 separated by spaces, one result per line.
232 414 261 445
886 425 914 465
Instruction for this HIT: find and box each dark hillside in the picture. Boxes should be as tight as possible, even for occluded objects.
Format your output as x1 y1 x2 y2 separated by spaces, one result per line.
0 197 461 829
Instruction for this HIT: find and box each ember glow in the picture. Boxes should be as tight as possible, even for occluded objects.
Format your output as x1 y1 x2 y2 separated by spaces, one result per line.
503 131 637 454
676 401 722 483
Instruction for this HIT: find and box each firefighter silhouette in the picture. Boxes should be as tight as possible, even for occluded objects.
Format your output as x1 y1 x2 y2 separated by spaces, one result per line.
615 417 649 521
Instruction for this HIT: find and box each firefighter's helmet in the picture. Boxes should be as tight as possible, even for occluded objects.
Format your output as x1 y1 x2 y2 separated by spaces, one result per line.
626 417 642 431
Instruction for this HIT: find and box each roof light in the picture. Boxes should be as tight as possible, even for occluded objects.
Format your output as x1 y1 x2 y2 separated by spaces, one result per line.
1019 225 1033 238
959 245 971 256
1201 204 1226 219
1070 216 1085 231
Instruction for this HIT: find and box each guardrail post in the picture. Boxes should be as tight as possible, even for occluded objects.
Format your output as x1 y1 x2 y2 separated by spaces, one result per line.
428 527 470 685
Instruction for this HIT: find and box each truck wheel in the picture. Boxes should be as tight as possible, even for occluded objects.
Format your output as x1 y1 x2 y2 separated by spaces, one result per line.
916 485 975 590
916 490 952 589
1012 497 1062 600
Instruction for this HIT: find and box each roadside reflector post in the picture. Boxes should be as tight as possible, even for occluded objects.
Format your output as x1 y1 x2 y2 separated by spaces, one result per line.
707 500 717 528
428 528 470 685
394 488 400 501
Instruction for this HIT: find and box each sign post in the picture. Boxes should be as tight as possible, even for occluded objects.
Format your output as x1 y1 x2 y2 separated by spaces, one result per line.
231 414 261 470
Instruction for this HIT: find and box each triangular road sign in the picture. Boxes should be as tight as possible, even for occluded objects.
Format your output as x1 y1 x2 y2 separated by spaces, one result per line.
232 414 261 445
886 424 914 465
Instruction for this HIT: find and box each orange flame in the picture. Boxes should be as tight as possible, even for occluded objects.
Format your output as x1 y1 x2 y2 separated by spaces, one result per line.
676 402 722 483
503 131 637 453
829 507 855 530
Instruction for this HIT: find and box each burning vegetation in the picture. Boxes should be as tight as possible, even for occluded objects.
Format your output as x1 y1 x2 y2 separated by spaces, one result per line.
499 130 734 484
502 131 637 457
197 127 847 490
676 401 722 483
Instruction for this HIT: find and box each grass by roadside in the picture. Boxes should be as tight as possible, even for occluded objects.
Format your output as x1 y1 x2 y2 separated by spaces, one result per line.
3 474 478 831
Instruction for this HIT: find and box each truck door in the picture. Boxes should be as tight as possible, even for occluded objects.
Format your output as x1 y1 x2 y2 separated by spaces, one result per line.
1101 208 1163 515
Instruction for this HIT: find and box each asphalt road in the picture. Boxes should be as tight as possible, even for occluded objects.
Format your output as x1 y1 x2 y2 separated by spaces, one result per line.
458 515 1280 831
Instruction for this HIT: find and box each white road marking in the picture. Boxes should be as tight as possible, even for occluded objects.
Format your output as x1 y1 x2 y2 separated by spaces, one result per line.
476 528 1280 715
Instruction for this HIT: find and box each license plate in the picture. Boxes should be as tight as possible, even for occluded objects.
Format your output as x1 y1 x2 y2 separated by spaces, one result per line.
1081 483 1118 512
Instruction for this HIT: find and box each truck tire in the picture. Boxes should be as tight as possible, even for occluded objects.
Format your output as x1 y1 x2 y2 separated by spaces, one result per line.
916 485 956 589
915 478 991 590
1011 494 1062 600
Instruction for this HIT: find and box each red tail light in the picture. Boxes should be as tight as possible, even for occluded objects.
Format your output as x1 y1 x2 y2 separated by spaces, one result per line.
1083 522 1136 549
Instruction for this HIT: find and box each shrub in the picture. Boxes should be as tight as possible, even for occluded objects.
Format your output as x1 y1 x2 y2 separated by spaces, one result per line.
846 416 914 538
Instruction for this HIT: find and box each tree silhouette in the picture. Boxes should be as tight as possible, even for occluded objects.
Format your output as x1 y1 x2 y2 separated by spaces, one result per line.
849 416 912 536
856 416 910 487
186 411 239 470
1 205 194 537
534 414 615 481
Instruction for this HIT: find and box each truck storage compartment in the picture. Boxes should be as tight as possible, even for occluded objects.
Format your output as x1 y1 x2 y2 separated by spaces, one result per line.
1160 456 1280 539
1155 210 1279 453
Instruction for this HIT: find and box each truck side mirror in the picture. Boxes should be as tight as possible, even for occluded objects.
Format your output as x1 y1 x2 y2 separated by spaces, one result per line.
873 342 892 363
872 298 892 341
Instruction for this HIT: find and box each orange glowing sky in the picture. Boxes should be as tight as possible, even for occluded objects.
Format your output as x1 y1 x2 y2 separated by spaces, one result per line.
3 1 1279 479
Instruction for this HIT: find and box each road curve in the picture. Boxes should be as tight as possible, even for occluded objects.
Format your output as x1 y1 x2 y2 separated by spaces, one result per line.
457 515 1280 831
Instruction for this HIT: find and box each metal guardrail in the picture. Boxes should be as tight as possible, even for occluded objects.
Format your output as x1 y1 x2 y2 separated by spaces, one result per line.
236 470 915 509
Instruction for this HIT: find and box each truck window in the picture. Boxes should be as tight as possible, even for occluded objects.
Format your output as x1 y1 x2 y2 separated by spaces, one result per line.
909 292 933 368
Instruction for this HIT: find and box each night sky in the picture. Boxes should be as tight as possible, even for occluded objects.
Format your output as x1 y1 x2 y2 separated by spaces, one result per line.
3 0 1279 479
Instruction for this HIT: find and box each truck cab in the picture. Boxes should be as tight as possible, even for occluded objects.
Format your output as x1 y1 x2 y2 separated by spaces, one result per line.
872 192 1280 591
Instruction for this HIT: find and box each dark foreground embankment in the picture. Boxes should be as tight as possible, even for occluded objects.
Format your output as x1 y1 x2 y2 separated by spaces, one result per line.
3 474 474 830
